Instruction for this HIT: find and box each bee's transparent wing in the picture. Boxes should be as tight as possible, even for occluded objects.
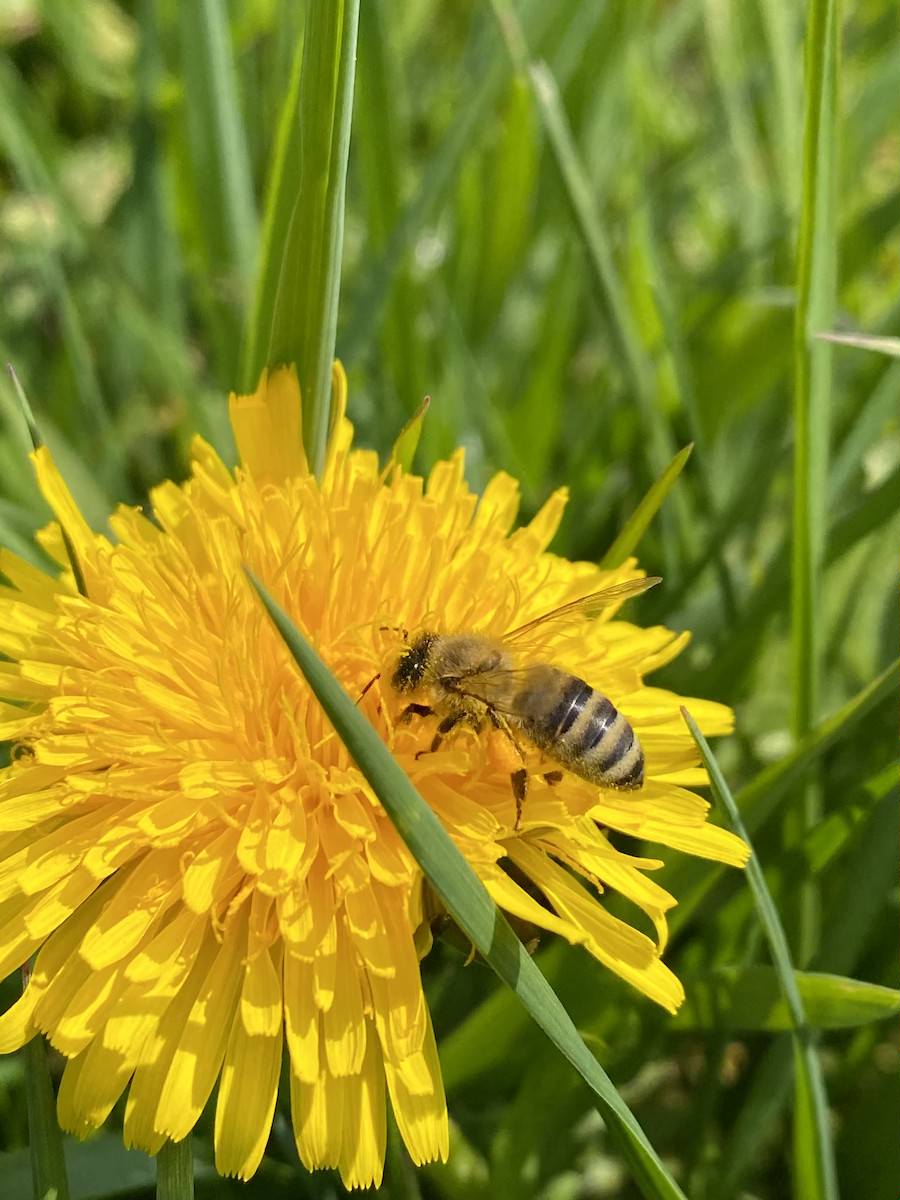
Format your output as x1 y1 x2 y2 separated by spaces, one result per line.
454 666 549 715
503 576 661 644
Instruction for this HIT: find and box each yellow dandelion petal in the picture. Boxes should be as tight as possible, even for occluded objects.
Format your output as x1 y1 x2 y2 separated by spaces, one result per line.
230 365 308 481
154 922 245 1140
58 1039 134 1132
214 945 283 1179
0 364 745 1185
0 982 39 1052
291 1058 346 1175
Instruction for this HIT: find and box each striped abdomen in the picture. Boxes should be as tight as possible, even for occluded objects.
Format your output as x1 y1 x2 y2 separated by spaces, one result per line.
516 670 643 789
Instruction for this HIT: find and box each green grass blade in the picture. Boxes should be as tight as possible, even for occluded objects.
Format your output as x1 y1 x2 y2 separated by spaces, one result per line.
682 709 838 1200
240 37 304 391
353 0 428 421
758 0 802 215
789 0 839 963
178 0 257 299
674 965 900 1032
816 330 900 356
600 444 693 569
246 570 688 1200
266 0 360 476
24 1018 71 1200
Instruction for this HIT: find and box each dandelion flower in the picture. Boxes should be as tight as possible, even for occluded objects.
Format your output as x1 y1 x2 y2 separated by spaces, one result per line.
0 365 747 1188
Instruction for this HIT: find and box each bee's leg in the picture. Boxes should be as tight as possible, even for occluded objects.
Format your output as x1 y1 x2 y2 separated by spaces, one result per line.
511 768 528 829
487 710 530 828
489 710 527 763
416 712 463 758
543 770 563 786
398 702 433 724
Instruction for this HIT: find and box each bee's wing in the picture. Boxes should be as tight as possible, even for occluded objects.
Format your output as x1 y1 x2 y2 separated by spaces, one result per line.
454 666 548 715
503 576 661 644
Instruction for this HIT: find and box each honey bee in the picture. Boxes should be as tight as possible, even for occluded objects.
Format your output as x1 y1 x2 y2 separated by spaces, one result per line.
387 576 660 824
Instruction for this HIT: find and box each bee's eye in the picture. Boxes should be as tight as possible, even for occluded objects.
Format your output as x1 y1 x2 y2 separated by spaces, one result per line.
391 648 421 692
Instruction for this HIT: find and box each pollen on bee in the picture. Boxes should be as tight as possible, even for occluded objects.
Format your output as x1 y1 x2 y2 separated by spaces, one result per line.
485 728 524 773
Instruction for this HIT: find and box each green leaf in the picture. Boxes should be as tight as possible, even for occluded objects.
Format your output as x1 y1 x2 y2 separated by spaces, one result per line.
788 0 839 961
266 0 360 476
600 444 693 569
674 965 900 1032
245 570 688 1200
682 709 838 1200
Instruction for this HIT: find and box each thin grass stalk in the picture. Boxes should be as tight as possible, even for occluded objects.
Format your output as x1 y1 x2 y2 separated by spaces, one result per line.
267 0 360 477
790 0 839 964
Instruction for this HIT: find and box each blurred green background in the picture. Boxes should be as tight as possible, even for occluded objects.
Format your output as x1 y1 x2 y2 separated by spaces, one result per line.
0 1 897 1198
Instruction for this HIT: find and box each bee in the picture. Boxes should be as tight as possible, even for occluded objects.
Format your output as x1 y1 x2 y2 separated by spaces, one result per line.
387 576 660 824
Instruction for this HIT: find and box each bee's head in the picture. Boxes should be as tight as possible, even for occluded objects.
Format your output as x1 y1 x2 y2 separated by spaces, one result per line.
391 633 436 693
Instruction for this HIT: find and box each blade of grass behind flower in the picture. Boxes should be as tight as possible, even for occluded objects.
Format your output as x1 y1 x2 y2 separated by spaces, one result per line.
682 709 838 1200
266 1 360 476
758 0 802 214
354 0 429 423
815 330 900 357
240 36 303 391
178 0 257 298
789 0 839 963
599 444 693 569
245 570 688 1200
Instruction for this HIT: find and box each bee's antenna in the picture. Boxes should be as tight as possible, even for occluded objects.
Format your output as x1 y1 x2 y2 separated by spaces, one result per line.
356 673 381 705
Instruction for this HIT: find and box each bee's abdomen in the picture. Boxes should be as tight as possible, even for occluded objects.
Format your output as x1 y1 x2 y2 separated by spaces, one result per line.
522 673 643 790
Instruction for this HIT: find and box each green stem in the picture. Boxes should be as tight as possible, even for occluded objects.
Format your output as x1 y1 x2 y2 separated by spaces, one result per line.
156 1136 194 1200
24 1019 71 1200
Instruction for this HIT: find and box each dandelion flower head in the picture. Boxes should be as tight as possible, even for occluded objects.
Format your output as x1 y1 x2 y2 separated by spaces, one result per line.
0 366 747 1187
